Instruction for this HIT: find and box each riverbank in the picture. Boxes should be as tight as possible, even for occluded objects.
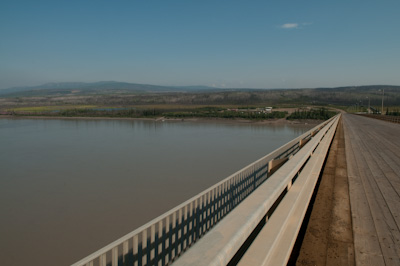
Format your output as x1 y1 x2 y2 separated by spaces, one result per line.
0 114 324 126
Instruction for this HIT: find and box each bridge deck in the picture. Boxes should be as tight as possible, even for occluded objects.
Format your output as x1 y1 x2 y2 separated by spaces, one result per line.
343 114 400 265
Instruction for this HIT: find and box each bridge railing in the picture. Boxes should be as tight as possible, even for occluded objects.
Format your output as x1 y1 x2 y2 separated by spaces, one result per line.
174 114 340 266
360 114 400 124
72 117 335 266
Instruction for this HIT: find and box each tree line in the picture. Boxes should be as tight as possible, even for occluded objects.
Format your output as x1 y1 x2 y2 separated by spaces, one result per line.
164 110 287 120
286 108 337 120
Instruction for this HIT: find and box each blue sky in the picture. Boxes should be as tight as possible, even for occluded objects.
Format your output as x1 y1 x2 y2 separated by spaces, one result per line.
1 0 399 89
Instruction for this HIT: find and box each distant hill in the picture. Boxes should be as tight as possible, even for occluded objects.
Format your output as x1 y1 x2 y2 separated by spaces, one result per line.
1 82 399 107
0 81 218 96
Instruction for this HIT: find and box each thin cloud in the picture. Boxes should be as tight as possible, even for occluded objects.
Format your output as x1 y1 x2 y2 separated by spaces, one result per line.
279 22 312 29
280 23 299 29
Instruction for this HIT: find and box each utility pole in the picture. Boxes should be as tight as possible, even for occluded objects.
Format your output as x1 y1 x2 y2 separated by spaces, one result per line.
369 97 371 114
381 89 385 115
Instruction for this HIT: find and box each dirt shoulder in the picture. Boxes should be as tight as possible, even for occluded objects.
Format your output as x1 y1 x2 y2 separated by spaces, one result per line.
293 118 355 265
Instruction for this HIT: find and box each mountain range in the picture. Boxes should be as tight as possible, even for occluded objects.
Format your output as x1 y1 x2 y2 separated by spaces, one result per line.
0 81 218 96
0 82 399 105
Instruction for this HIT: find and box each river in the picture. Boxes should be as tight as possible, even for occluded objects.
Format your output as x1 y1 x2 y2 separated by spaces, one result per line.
0 117 313 265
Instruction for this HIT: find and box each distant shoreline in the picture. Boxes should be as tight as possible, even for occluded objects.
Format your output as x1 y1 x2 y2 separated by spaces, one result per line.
0 114 323 125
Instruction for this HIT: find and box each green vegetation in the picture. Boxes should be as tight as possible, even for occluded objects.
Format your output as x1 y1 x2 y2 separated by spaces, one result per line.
286 108 337 120
9 105 97 112
6 106 288 120
386 108 400 116
164 109 287 120
16 107 163 118
2 84 398 121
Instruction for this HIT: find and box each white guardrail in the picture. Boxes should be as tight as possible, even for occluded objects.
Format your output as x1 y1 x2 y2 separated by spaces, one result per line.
72 114 340 266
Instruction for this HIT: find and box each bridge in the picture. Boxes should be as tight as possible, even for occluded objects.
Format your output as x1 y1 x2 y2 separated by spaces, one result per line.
72 113 400 266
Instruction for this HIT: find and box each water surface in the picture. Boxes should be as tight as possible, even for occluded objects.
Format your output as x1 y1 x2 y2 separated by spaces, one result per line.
0 118 312 265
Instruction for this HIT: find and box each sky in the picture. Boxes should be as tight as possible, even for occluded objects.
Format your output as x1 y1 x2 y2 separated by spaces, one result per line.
1 0 399 89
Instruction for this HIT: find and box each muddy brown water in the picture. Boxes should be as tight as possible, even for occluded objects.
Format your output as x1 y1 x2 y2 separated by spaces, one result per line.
0 118 313 266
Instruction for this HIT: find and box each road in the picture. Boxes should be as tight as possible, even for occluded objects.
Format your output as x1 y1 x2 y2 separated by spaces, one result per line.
296 114 400 265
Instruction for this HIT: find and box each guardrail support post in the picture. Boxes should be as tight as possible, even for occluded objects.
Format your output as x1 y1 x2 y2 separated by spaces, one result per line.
112 246 118 266
123 240 128 264
133 234 138 266
100 253 106 266
268 158 289 175
287 180 292 190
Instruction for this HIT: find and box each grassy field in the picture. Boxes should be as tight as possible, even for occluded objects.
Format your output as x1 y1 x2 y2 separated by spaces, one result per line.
1 103 341 121
1 85 398 118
